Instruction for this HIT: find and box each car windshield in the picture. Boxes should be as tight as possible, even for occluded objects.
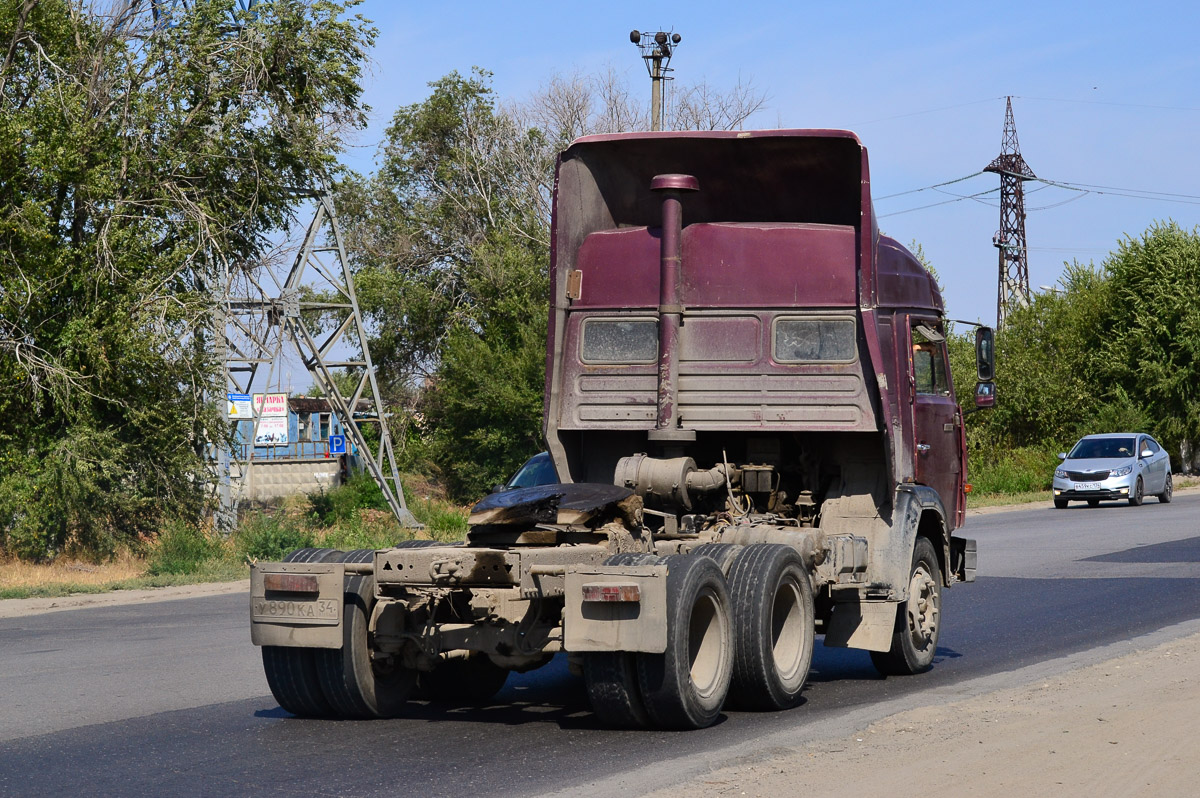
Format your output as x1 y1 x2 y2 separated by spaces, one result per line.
1069 437 1136 460
506 453 558 489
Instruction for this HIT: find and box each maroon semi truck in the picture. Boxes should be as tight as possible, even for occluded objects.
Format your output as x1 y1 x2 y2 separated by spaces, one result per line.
249 129 994 730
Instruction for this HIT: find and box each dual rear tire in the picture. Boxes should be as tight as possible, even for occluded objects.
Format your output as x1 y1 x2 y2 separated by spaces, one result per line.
583 544 816 729
584 552 735 730
262 541 449 719
726 544 814 711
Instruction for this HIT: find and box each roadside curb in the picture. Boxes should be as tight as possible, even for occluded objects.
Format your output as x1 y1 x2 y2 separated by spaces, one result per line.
0 579 250 619
966 483 1200 516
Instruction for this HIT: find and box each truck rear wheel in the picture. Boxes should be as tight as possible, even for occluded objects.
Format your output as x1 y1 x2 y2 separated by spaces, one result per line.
583 553 661 728
689 543 743 576
870 537 942 676
419 655 509 706
261 548 342 718
635 554 734 730
316 549 416 718
726 544 814 711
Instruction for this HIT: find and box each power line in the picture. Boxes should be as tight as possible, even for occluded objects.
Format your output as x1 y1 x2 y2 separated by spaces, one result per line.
850 97 1003 127
1013 95 1200 113
875 172 985 200
1025 193 1089 212
878 187 998 218
1035 178 1200 203
1035 178 1200 207
933 185 999 208
878 173 1200 215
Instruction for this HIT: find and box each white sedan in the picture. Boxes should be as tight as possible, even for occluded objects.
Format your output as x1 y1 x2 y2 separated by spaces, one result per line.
1052 432 1172 508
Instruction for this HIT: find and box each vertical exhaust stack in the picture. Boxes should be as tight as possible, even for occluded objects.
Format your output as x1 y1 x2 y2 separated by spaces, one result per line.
648 173 699 444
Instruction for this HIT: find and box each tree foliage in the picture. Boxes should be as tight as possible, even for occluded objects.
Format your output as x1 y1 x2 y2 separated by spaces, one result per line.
953 221 1200 480
0 0 375 560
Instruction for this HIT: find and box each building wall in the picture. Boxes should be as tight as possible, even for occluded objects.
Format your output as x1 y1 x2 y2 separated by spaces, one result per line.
234 457 343 503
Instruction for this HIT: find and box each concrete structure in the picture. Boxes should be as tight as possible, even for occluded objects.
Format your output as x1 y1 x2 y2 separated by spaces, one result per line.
234 397 353 503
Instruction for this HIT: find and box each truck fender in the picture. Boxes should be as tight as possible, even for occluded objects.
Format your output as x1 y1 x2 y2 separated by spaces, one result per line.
885 485 949 596
891 485 974 586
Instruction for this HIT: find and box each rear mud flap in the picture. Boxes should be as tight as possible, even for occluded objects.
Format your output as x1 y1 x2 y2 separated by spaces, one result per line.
563 564 668 653
822 599 896 652
250 563 346 649
950 536 977 583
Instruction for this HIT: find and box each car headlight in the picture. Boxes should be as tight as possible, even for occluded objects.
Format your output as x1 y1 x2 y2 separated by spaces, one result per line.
1109 465 1132 477
1054 469 1068 479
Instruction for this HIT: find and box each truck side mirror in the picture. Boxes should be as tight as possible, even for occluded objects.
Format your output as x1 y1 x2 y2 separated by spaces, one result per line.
974 381 995 409
975 326 995 382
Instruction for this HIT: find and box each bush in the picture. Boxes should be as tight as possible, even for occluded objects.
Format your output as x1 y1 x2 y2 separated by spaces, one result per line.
968 446 1059 494
308 472 389 525
234 514 314 563
317 511 404 551
148 523 225 576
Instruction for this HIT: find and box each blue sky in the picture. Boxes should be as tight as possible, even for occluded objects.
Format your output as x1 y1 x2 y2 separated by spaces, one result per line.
339 0 1200 327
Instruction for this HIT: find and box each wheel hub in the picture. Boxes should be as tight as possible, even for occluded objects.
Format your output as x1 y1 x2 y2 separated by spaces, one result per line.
905 566 939 644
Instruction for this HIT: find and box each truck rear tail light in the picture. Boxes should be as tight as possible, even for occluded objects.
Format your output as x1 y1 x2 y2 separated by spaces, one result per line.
581 583 641 603
263 573 321 594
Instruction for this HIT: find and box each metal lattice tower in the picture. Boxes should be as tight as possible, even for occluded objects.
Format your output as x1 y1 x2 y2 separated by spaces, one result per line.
217 192 421 529
983 96 1036 327
150 0 417 528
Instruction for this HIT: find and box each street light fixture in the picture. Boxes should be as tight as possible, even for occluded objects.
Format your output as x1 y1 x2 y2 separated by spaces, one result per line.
630 29 681 131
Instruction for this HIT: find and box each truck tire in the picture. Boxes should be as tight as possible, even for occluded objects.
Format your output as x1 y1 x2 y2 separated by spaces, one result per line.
419 655 509 706
725 544 814 711
583 552 661 728
689 543 743 576
870 537 942 676
315 549 416 718
261 548 342 718
635 554 734 730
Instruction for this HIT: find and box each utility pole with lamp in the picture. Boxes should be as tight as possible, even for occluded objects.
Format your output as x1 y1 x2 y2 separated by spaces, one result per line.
630 29 681 131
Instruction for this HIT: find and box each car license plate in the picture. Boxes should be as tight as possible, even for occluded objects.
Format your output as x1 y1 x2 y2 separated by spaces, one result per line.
251 598 339 623
1074 482 1101 491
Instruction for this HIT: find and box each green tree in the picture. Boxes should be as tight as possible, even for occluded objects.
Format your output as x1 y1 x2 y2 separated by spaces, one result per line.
1097 222 1200 469
337 70 551 500
337 69 550 382
423 233 549 499
0 0 375 560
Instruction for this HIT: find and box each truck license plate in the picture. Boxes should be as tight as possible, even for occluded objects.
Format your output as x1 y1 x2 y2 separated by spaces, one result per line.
1074 482 1100 491
251 598 339 623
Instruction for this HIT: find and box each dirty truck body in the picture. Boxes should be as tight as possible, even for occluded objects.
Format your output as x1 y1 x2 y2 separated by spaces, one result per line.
250 130 980 730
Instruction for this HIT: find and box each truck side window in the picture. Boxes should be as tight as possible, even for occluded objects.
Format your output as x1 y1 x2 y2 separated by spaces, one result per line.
912 325 949 396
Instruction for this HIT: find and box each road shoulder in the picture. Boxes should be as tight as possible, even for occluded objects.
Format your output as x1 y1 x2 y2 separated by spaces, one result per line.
642 626 1200 798
0 579 250 618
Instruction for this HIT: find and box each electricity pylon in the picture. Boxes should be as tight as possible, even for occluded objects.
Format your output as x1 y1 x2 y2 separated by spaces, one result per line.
984 96 1036 327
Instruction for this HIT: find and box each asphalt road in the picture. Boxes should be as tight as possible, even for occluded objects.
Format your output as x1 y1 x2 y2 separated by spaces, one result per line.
2 494 1199 797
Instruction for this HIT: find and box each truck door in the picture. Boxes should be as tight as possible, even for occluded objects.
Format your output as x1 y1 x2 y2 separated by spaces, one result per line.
909 317 962 524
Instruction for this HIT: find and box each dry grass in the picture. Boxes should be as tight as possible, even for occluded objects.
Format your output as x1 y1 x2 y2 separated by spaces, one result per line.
0 551 147 591
2 475 1197 599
